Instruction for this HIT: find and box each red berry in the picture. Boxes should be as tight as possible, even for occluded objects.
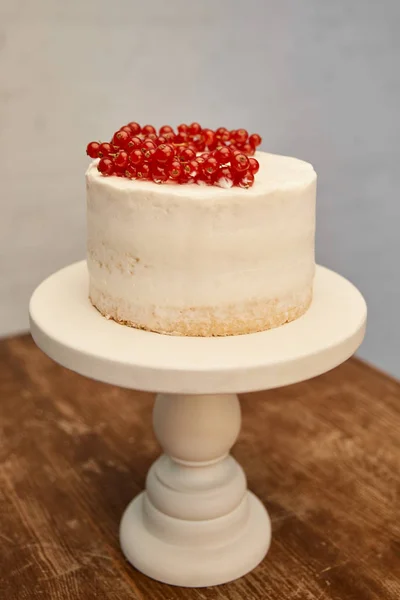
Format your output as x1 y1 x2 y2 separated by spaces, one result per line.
136 163 151 180
229 130 237 141
98 142 113 157
112 130 130 149
214 146 231 165
234 129 248 144
156 135 167 146
193 138 206 152
231 152 250 173
142 124 156 136
128 136 142 150
249 133 262 148
151 164 169 184
129 149 144 166
216 127 230 142
174 132 189 145
200 152 211 161
177 124 188 134
202 156 219 176
183 159 200 179
168 160 182 179
114 150 129 169
202 129 215 149
229 144 238 153
127 122 141 135
125 164 137 179
163 131 175 142
215 166 234 189
241 142 255 156
98 157 114 176
237 170 254 188
178 147 196 163
120 126 133 137
248 157 260 175
189 122 201 136
86 141 100 158
141 139 157 160
160 125 174 135
155 143 175 164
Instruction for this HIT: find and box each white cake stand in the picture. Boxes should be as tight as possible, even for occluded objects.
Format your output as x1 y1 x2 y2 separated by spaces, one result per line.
29 261 366 588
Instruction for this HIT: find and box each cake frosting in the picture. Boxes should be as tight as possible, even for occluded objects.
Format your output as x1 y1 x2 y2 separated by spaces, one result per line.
86 151 317 336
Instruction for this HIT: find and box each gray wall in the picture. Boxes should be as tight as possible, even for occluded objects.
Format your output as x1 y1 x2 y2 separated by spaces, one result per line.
1 1 399 376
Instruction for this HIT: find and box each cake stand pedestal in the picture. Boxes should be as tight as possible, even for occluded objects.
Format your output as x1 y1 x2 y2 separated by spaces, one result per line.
29 262 366 588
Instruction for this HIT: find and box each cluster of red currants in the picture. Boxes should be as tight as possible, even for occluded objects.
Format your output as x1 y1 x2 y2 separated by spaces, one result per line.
86 123 262 188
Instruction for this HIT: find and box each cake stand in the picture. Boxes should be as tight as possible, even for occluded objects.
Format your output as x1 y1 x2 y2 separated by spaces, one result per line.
29 261 366 588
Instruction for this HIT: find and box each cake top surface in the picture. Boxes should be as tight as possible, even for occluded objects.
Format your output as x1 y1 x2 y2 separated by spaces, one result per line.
86 151 316 198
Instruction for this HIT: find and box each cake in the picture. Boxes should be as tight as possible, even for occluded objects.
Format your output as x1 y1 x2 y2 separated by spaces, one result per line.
86 124 316 336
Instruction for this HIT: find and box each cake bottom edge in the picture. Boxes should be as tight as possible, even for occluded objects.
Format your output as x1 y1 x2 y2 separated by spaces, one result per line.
89 287 313 337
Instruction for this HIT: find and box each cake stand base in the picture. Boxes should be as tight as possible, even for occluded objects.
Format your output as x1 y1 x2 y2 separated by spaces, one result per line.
120 491 270 587
29 261 367 588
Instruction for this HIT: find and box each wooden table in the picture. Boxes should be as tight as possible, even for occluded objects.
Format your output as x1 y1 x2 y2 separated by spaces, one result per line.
1 335 399 599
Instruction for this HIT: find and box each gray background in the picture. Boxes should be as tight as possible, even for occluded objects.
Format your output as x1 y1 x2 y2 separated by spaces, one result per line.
1 1 399 376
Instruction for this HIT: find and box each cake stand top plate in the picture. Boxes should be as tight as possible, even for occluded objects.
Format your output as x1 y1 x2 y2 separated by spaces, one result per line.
29 261 366 394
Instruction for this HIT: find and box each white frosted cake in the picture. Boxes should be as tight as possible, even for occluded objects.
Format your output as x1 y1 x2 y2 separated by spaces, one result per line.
86 150 316 336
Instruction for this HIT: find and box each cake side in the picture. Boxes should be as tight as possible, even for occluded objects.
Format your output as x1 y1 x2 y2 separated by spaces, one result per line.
87 151 316 336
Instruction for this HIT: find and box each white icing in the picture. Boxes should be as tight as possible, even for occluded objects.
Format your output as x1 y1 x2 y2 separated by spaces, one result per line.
86 151 316 333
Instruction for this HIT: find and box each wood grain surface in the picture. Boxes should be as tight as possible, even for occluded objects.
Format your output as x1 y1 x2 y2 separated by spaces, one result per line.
0 334 399 599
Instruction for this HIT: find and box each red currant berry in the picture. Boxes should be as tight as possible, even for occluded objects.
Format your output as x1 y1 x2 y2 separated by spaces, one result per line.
249 133 262 148
160 125 174 135
146 133 157 142
179 173 191 184
215 166 234 189
155 136 167 146
248 157 260 175
183 159 200 179
237 170 254 188
120 126 133 137
114 150 129 169
112 130 130 149
127 136 142 150
189 122 201 136
196 173 213 186
229 144 238 153
174 132 189 145
155 143 175 164
202 129 215 149
141 124 156 136
125 164 137 179
168 160 182 180
178 147 196 163
202 156 219 176
193 138 206 152
127 122 141 135
98 142 113 157
136 163 151 180
163 131 175 142
141 139 157 160
229 130 237 141
214 146 231 165
231 152 250 173
151 164 169 184
241 142 255 156
199 152 211 161
177 124 188 135
98 157 114 176
234 129 248 144
86 142 100 158
216 127 230 142
129 149 144 166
